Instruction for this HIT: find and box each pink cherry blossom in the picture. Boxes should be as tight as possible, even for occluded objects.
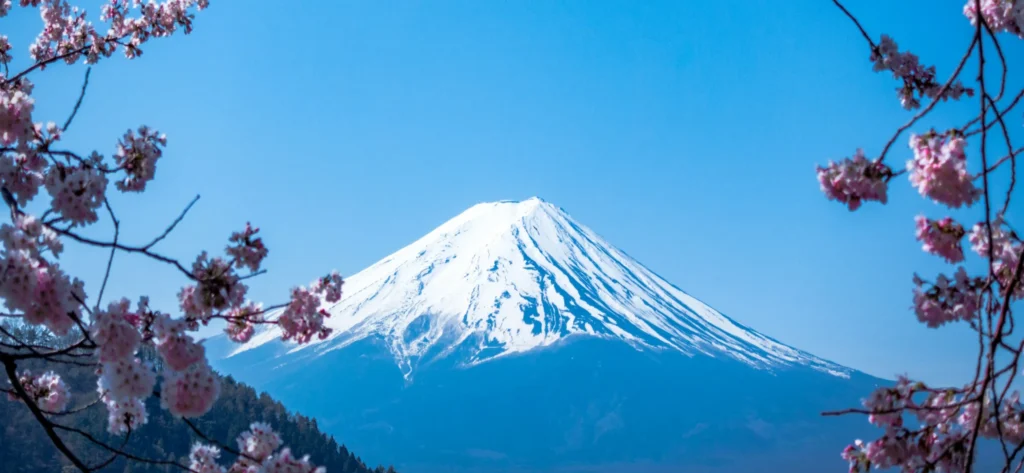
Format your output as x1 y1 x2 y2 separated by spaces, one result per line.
153 314 205 371
313 271 344 303
259 447 326 473
102 395 147 434
870 35 973 110
912 268 984 328
0 149 47 206
0 213 62 256
914 215 965 263
113 126 165 192
224 301 262 343
89 298 142 363
227 222 268 273
816 149 892 211
9 370 70 412
0 78 36 147
178 251 247 323
190 443 227 473
43 157 109 226
968 217 1014 259
236 422 282 466
278 286 331 344
97 357 156 401
906 131 980 209
159 360 220 418
964 0 1024 38
0 250 85 335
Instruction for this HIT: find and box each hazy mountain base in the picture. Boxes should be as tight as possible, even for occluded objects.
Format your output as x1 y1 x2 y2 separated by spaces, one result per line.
0 355 396 473
212 335 898 473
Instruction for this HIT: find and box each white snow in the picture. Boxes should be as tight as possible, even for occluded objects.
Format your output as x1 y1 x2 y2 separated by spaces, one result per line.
228 197 851 379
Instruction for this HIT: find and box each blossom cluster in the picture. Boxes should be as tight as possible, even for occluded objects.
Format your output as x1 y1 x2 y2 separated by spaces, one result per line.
278 272 345 344
914 216 966 264
0 214 84 336
113 126 166 192
964 0 1024 38
870 35 973 110
816 149 892 211
188 422 324 473
7 370 70 413
906 131 980 209
912 268 985 328
227 222 268 273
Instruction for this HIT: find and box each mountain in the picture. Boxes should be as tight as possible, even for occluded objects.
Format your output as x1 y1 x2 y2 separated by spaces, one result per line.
208 197 885 473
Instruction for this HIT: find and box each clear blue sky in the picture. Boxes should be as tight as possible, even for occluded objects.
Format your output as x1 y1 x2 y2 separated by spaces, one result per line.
6 0 1022 385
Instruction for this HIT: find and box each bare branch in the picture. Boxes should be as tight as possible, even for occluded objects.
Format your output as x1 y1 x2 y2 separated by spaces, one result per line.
143 194 200 250
62 67 91 132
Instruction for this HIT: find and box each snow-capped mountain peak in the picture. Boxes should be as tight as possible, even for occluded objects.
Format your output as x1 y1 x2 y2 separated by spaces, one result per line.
230 198 849 379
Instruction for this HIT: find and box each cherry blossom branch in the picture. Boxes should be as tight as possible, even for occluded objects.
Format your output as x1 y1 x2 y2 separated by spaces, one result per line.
874 34 977 164
830 0 876 49
53 423 195 472
964 88 1024 137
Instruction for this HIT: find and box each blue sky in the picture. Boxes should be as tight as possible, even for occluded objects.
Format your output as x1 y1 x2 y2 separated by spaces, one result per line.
6 0 1022 385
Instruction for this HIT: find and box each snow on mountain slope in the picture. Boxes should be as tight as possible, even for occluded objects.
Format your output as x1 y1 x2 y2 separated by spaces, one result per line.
228 197 850 379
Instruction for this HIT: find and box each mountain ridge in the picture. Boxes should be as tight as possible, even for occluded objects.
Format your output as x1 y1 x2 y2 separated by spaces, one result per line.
225 197 852 381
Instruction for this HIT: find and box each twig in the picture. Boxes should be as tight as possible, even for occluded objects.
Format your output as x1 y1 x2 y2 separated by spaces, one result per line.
143 194 200 250
62 67 91 132
96 199 120 310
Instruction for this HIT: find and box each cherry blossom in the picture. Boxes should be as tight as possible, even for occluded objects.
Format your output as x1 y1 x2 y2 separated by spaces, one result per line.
178 251 247 323
906 131 980 209
278 286 332 344
0 213 62 256
259 447 326 473
314 271 344 303
227 222 268 273
912 268 984 328
8 370 70 412
102 395 147 435
964 0 1024 38
914 215 965 263
870 35 972 110
97 357 156 401
90 298 142 362
190 443 227 473
816 149 892 211
160 360 219 418
0 249 85 335
236 421 282 466
43 158 109 226
153 313 205 371
0 149 47 206
113 126 166 192
0 78 36 147
224 301 262 343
